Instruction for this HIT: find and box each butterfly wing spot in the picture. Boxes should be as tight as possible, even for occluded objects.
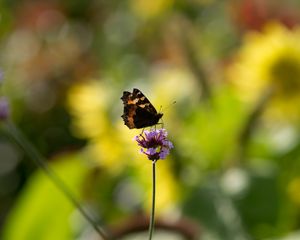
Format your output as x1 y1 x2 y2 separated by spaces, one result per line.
137 103 151 108
121 104 137 129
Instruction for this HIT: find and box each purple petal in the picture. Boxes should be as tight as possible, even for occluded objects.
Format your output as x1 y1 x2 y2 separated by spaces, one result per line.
0 97 9 121
134 128 173 161
133 135 139 141
145 130 156 140
159 148 170 159
145 147 157 156
166 141 174 149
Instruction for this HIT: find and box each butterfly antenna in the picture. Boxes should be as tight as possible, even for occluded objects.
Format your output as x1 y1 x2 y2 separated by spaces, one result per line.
161 101 176 113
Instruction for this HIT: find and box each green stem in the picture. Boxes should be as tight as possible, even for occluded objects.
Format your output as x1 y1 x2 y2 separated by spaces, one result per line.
3 121 110 240
177 16 212 102
237 87 273 162
148 160 156 240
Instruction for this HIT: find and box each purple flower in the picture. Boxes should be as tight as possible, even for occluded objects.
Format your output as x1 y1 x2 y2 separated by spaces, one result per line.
135 129 173 161
0 97 9 121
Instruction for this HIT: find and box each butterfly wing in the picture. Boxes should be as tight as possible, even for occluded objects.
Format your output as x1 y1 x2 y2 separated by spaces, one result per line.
121 88 162 129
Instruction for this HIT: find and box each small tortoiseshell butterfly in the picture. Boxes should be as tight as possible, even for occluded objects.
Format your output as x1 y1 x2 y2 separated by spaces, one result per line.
121 88 163 129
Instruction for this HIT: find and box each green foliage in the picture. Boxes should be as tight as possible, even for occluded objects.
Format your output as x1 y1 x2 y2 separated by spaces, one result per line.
181 87 246 169
2 153 89 240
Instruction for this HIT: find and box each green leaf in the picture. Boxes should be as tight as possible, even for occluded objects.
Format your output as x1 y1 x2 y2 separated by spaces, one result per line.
2 153 89 240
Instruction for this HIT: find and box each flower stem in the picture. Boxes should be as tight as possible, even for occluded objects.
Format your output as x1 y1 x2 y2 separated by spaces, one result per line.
3 121 110 240
148 160 157 240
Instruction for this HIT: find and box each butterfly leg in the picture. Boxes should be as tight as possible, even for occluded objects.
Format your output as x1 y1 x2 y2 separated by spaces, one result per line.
156 118 164 129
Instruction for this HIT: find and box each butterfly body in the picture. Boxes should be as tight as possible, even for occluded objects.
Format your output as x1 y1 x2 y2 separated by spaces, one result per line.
121 88 163 129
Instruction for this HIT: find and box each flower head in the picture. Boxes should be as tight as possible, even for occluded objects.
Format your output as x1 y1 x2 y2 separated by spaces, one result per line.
0 97 9 121
228 22 300 121
135 128 173 161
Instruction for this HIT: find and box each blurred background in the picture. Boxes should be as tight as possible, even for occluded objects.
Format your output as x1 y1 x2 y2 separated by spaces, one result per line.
1 0 300 239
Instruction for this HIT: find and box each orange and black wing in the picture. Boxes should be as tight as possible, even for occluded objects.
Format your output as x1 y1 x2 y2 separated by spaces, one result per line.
121 88 163 129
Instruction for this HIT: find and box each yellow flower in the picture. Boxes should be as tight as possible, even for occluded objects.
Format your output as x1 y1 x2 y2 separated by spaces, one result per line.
129 0 173 19
287 178 300 205
140 160 179 213
149 65 200 133
67 81 110 139
228 22 300 121
67 80 138 173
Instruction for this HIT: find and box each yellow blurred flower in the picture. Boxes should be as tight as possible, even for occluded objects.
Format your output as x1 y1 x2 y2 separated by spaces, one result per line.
228 22 300 121
287 177 300 205
130 0 173 19
66 79 179 213
135 159 179 213
67 81 110 138
149 65 200 133
67 80 136 173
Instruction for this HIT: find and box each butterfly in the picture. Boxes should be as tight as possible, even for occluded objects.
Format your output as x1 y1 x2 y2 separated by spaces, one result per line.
121 88 163 129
